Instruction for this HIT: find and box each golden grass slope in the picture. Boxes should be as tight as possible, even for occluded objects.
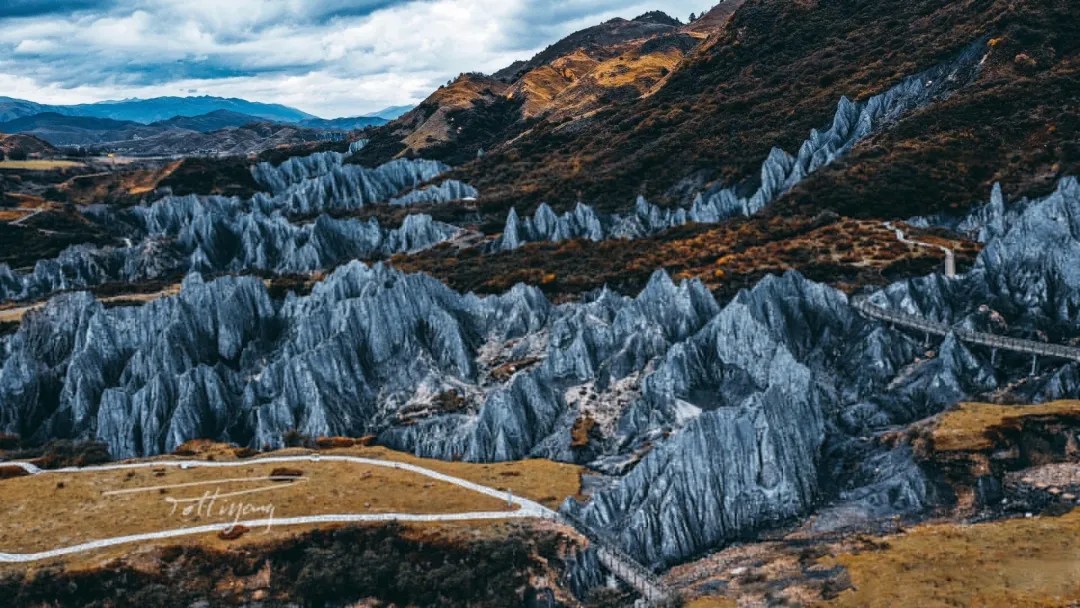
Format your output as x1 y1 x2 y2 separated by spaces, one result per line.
0 443 583 558
823 510 1080 607
397 74 509 153
0 159 82 170
0 459 512 555
931 400 1080 452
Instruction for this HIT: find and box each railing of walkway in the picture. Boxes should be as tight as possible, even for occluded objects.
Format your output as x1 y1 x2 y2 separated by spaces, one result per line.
540 510 678 606
851 297 1080 363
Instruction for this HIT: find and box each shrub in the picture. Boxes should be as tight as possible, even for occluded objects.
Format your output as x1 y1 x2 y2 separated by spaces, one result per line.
27 440 112 469
282 429 311 448
0 433 21 450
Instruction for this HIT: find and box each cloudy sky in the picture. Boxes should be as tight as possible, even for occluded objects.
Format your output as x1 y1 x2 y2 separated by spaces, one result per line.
0 0 712 118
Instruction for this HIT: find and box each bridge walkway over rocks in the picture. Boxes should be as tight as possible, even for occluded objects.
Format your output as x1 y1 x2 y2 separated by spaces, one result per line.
852 297 1080 368
542 511 678 607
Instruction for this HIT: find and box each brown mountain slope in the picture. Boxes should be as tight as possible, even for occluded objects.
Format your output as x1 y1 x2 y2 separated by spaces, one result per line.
780 42 1080 218
352 11 729 166
385 0 1078 304
0 133 57 158
541 31 702 122
354 73 516 166
492 11 683 82
683 1 744 37
448 0 1077 219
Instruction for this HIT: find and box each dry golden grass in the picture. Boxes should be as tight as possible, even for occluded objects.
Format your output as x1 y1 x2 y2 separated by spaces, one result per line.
546 47 685 121
0 459 515 555
0 306 31 324
0 284 181 324
0 159 83 170
57 159 183 205
399 74 510 153
0 209 31 222
0 443 583 570
685 597 738 608
591 48 683 88
510 50 602 117
165 441 584 508
822 510 1080 607
932 400 1080 452
0 194 56 223
323 445 585 508
125 160 182 196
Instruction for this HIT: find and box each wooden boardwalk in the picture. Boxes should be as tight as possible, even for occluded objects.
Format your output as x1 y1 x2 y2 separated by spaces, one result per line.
852 298 1080 364
551 512 677 607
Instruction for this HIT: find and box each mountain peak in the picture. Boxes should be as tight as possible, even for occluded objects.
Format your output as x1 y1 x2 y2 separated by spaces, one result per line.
633 11 681 26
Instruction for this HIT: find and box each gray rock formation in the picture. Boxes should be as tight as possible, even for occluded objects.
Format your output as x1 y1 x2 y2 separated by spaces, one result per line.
557 177 1080 566
493 40 987 251
347 139 368 156
7 189 1078 568
252 150 350 194
0 150 478 304
390 180 478 206
872 176 1080 331
255 158 451 215
0 197 460 303
0 265 720 463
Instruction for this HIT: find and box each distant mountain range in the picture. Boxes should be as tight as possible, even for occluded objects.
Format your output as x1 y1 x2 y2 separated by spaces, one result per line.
0 110 341 155
359 105 414 121
149 110 277 133
297 116 390 131
0 95 413 126
0 99 417 153
0 113 164 146
0 95 313 124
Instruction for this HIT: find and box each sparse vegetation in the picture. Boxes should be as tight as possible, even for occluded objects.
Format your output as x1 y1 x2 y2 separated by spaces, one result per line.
0 523 573 608
449 0 1078 221
393 213 980 303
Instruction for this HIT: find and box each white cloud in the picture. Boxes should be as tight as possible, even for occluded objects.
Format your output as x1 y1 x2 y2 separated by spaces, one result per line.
13 38 59 53
0 0 715 117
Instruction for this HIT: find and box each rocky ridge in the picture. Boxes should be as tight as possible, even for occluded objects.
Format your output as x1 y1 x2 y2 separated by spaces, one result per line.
492 40 987 251
0 152 475 303
875 177 1080 345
